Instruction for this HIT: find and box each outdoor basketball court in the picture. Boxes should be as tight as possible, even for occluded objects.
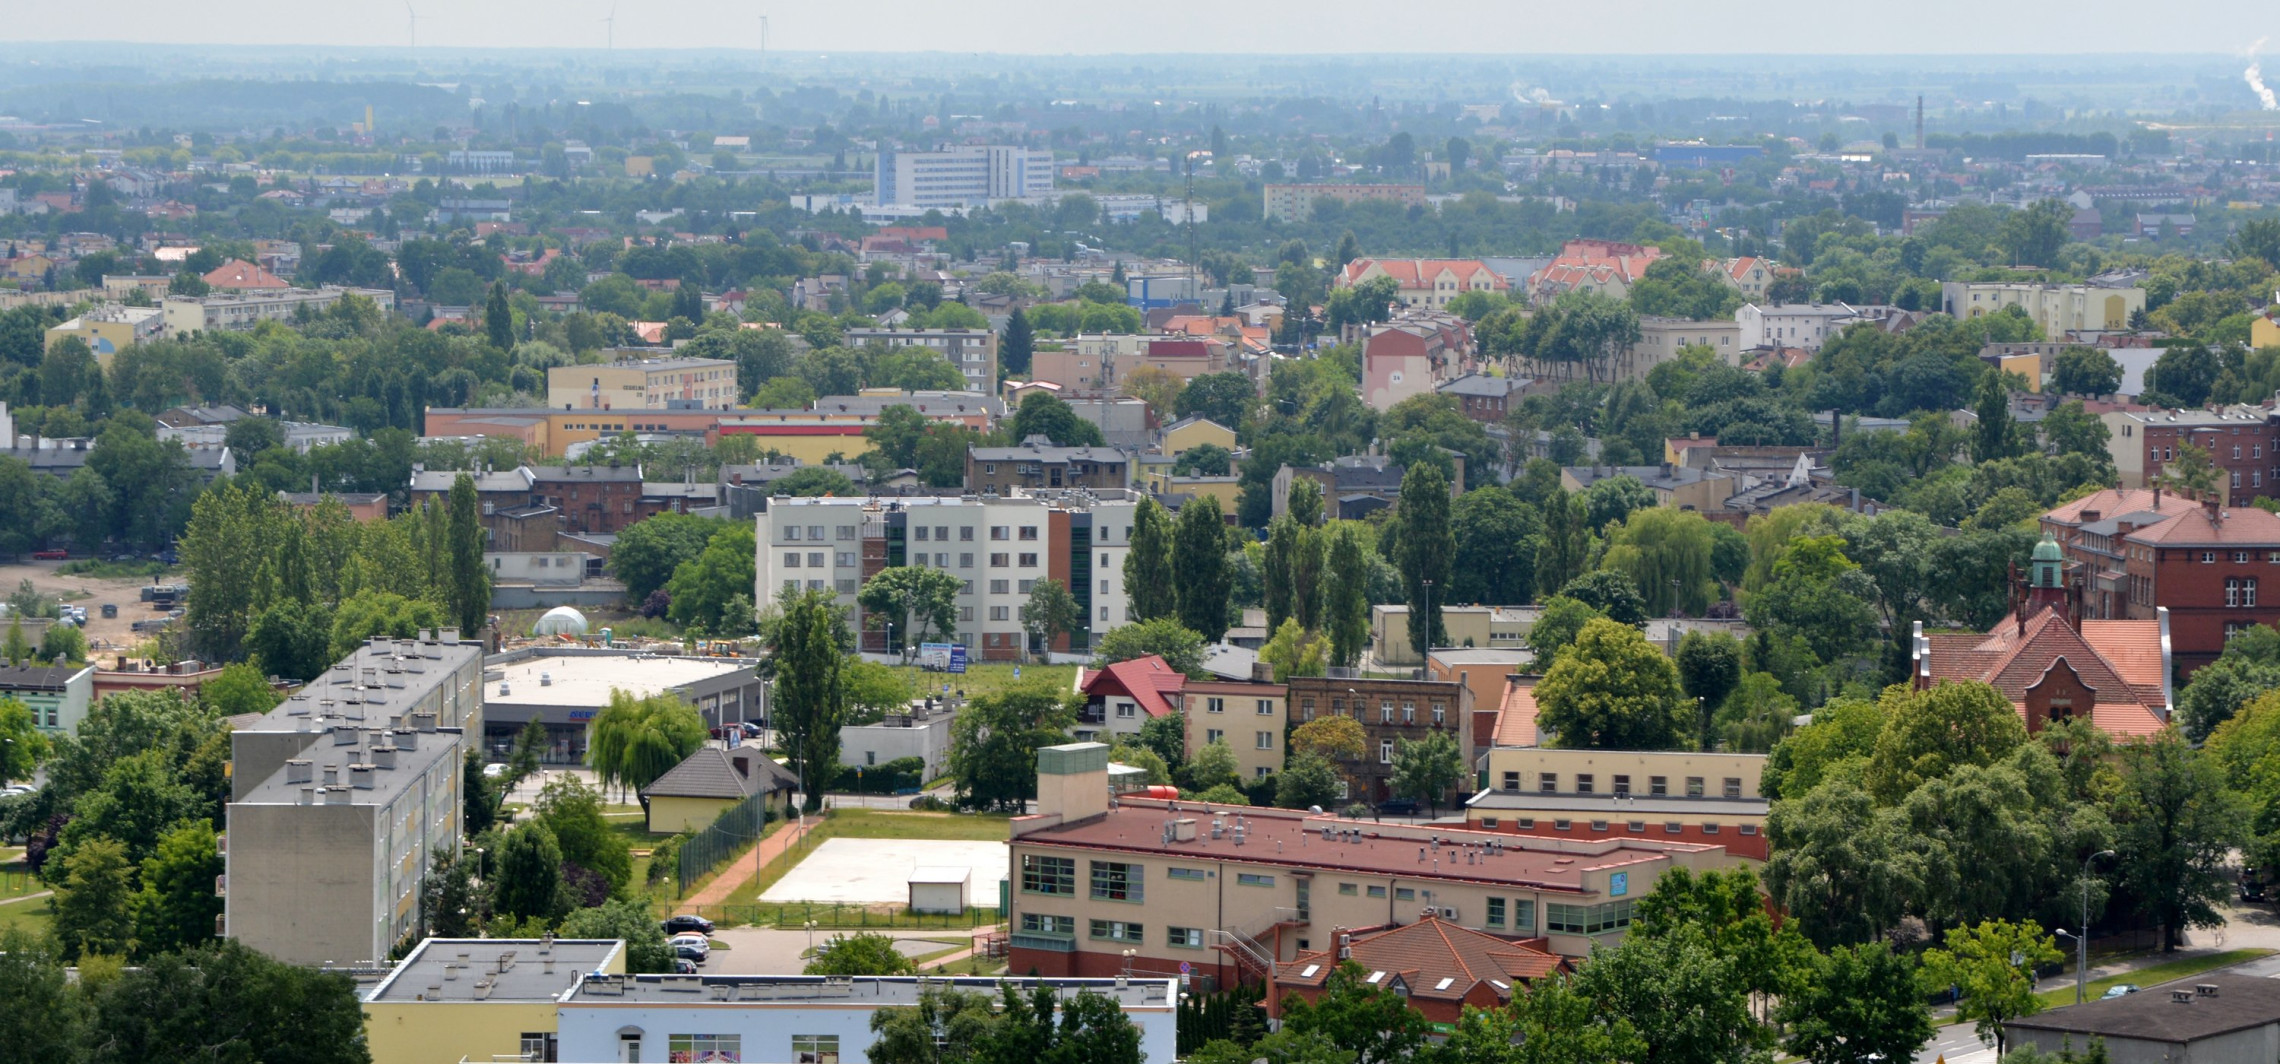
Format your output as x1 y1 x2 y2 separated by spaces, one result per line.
758 837 1011 905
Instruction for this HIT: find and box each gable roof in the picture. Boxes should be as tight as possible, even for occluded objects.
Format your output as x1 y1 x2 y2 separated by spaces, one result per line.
1919 610 2167 737
2044 488 2203 527
1081 655 1187 719
642 746 797 801
2125 506 2280 548
202 258 289 289
1274 917 1566 1002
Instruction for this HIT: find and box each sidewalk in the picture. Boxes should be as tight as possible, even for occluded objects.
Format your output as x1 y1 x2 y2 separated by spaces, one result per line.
684 810 821 908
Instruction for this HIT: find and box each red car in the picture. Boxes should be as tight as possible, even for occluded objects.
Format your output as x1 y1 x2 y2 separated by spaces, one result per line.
30 549 67 561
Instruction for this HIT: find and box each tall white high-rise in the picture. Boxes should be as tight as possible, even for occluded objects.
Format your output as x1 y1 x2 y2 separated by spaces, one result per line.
874 145 1054 209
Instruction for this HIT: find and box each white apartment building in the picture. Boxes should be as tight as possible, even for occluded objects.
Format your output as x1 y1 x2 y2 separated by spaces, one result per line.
874 145 1054 210
1940 282 2146 335
754 490 1140 661
1735 302 1866 351
163 286 398 335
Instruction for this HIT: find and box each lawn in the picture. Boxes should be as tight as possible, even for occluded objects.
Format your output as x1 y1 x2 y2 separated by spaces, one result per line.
880 662 1076 703
0 897 52 936
2034 948 2274 1009
802 808 1012 842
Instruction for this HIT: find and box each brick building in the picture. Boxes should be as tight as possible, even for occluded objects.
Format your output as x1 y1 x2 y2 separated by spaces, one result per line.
1267 917 1567 1022
1285 675 1475 806
2100 408 2280 504
966 437 1132 495
2040 489 2280 673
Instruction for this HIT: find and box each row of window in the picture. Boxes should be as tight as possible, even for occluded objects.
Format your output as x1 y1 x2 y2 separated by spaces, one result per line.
616 1034 836 1064
1202 728 1277 750
911 524 1039 542
1499 771 1745 798
1199 697 1279 715
1293 696 1448 725
1546 900 1634 935
780 524 858 542
1019 912 1206 948
1478 816 1760 836
1021 856 1149 902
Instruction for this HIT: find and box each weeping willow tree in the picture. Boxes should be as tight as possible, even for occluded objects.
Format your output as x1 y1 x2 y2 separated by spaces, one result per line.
586 690 707 804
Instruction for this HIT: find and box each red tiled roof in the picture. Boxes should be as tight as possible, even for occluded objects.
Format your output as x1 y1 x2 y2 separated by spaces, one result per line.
1921 610 2167 738
202 258 288 289
1274 917 1567 998
2044 488 2202 526
1082 655 1186 718
2125 506 2280 547
1339 258 1507 291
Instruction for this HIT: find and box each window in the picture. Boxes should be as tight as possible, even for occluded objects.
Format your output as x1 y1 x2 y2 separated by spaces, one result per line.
807 552 824 568
1703 823 1721 834
1539 772 1558 794
961 527 975 541
1502 771 1521 792
1738 824 1760 836
1367 885 1387 898
1168 866 1207 881
991 526 1009 540
1091 861 1143 901
1206 697 1226 714
1257 731 1274 749
1488 897 1507 927
670 1035 742 1062
837 579 857 594
1021 912 1074 935
1100 552 1111 566
1237 873 1275 887
1090 919 1144 942
1018 553 1038 567
1394 887 1415 901
1650 775 1668 796
2240 552 2255 563
960 607 974 621
1685 777 1705 797
836 552 856 568
1480 817 1499 828
807 526 825 541
1613 774 1631 795
2204 551 2218 564
1021 855 1075 895
1338 882 1358 895
838 525 857 541
1512 900 1536 933
990 579 1009 594
1167 927 1205 948
916 526 931 541
1380 740 1394 764
1019 526 1040 541
1206 728 1225 744
1553 819 1572 831
990 606 1010 621
1723 778 1743 798
790 1035 838 1064
990 553 1010 567
783 552 802 568
2232 578 2261 608
1018 579 1035 593
785 526 804 541
1514 818 1535 829
1545 900 1633 935
1380 700 1395 723
1629 821 1647 832
1301 698 1316 721
1575 774 1595 795
1666 822 1684 833
1258 699 1276 715
519 1033 556 1062
960 553 975 568
1431 702 1445 724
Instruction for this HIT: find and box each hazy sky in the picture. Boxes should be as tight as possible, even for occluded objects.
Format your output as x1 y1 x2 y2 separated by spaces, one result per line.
1 0 2272 55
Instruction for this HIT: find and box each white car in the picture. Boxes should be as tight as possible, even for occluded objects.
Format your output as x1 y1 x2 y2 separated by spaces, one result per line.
669 932 710 958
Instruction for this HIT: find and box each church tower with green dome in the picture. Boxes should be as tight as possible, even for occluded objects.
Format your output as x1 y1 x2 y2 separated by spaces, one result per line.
2024 533 2070 618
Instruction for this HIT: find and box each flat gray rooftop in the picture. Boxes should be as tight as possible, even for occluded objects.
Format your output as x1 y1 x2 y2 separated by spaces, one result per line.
369 938 623 1002
245 636 483 734
234 721 460 806
567 974 1177 1008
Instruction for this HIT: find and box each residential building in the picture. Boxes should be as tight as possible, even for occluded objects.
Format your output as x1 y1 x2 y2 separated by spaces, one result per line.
1465 750 1771 860
2041 488 2207 620
223 630 484 967
160 418 351 453
44 303 163 363
529 464 649 536
1713 257 1776 301
201 258 291 291
1438 373 1527 423
363 937 627 1064
1268 917 1567 1022
1910 544 2170 738
874 145 1055 209
544 356 740 411
1361 315 1472 412
1559 464 1735 513
1033 336 1231 397
1007 743 1731 986
557 974 1177 1064
0 663 96 734
2100 407 2279 503
2116 503 2280 673
1370 606 1532 667
754 490 1142 660
2005 976 2280 1064
1263 184 1427 223
1162 415 1237 457
481 647 764 757
841 327 1001 393
1284 675 1474 805
1735 302 1865 352
1425 648 1532 723
1180 676 1289 780
641 745 798 833
162 286 396 335
1273 454 1463 522
1940 281 2145 334
967 437 1132 494
1063 397 1155 448
1523 240 1664 304
1334 259 1508 311
1077 655 1187 744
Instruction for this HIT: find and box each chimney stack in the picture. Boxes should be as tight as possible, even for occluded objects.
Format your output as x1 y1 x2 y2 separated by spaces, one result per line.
349 764 376 789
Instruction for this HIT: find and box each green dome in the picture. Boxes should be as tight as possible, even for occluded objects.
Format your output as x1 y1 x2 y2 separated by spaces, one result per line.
2033 535 2063 562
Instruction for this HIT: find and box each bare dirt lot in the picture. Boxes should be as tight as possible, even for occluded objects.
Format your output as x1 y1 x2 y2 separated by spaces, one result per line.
0 559 180 656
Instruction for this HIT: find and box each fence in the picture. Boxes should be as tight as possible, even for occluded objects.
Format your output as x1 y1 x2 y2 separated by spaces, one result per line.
671 900 1003 931
676 790 775 896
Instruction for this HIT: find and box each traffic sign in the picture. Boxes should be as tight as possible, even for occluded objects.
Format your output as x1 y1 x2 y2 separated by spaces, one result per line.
1178 961 1192 974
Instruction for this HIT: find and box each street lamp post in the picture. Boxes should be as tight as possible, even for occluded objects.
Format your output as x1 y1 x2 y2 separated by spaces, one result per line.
1421 579 1435 654
2065 850 2118 1004
804 919 818 959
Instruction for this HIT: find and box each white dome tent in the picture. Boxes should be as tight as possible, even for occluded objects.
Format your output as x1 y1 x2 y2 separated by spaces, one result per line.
529 606 590 637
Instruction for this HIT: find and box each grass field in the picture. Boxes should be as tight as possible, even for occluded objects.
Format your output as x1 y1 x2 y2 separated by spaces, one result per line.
883 662 1076 703
2034 948 2274 1008
0 897 52 935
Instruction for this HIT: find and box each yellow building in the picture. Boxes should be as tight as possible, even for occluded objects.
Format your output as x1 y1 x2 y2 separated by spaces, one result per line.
364 937 625 1064
1139 469 1241 514
1941 282 2144 334
1180 679 1287 781
1162 415 1237 456
2253 312 2280 349
1997 351 2045 391
46 303 164 366
1371 605 1530 666
1464 749 1771 859
546 356 740 411
640 746 797 834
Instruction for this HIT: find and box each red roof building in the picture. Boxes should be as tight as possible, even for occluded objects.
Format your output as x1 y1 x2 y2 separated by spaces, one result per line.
1077 655 1185 741
2042 489 2280 673
203 258 290 291
1269 917 1569 1022
1335 258 1508 312
1524 239 1665 303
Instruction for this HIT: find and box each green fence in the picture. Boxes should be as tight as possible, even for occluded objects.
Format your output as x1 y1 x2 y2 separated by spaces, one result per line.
676 791 775 896
670 901 1003 931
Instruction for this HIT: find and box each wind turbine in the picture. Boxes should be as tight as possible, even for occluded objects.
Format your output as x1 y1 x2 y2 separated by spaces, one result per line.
757 15 769 60
601 4 616 50
404 1 421 48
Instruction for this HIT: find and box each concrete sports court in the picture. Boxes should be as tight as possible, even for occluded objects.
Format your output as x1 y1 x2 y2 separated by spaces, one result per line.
758 838 1011 905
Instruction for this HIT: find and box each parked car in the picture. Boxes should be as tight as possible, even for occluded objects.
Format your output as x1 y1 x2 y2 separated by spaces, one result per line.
673 942 707 964
669 932 711 957
662 915 714 936
2102 984 2140 999
1375 798 1421 816
482 763 509 779
30 549 66 561
673 957 699 974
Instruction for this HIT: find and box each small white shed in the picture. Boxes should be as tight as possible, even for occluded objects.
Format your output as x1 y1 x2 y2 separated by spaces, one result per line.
907 866 971 915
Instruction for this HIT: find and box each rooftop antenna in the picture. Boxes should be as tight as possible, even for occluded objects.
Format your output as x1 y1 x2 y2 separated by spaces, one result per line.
602 3 617 50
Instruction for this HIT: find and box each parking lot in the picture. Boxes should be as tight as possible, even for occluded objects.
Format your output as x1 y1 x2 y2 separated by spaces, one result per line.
0 559 178 652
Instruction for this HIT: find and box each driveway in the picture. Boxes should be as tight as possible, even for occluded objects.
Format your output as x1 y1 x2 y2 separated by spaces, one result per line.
703 926 971 974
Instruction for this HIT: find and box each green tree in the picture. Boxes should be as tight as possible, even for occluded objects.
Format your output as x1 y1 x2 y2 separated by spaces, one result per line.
1389 730 1465 815
37 622 84 665
1535 491 1591 595
2050 347 2122 398
1972 370 2016 464
1002 308 1035 376
1280 963 1434 1064
2159 438 2220 500
1095 617 1207 677
586 691 707 804
462 749 498 836
131 819 224 958
1276 751 1344 810
1009 391 1106 447
1184 739 1242 792
1602 507 1717 617
807 930 919 975
559 897 676 972
1922 919 2064 1055
1259 618 1329 682
200 661 280 717
1557 570 1648 626
1020 577 1082 660
1263 515 1304 633
1175 372 1258 431
1864 680 2028 804
536 774 635 892
665 523 758 635
1744 535 1882 665
609 513 728 605
1778 943 1935 1064
1763 778 1920 947
1524 596 1605 669
53 835 136 961
1396 463 1455 653
1124 497 1178 622
771 589 847 812
245 599 336 682
1537 618 1688 749
860 565 964 659
2110 731 2241 950
0 696 51 786
485 281 515 351
1450 488 1541 606
84 939 370 1064
869 988 1007 1064
492 819 565 923
509 714 548 787
1676 631 1743 750
328 590 447 660
1999 198 2073 269
1173 496 1233 641
447 473 491 636
948 683 1076 812
1323 524 1372 667
1572 923 1768 1064
420 848 483 939
0 928 86 1063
